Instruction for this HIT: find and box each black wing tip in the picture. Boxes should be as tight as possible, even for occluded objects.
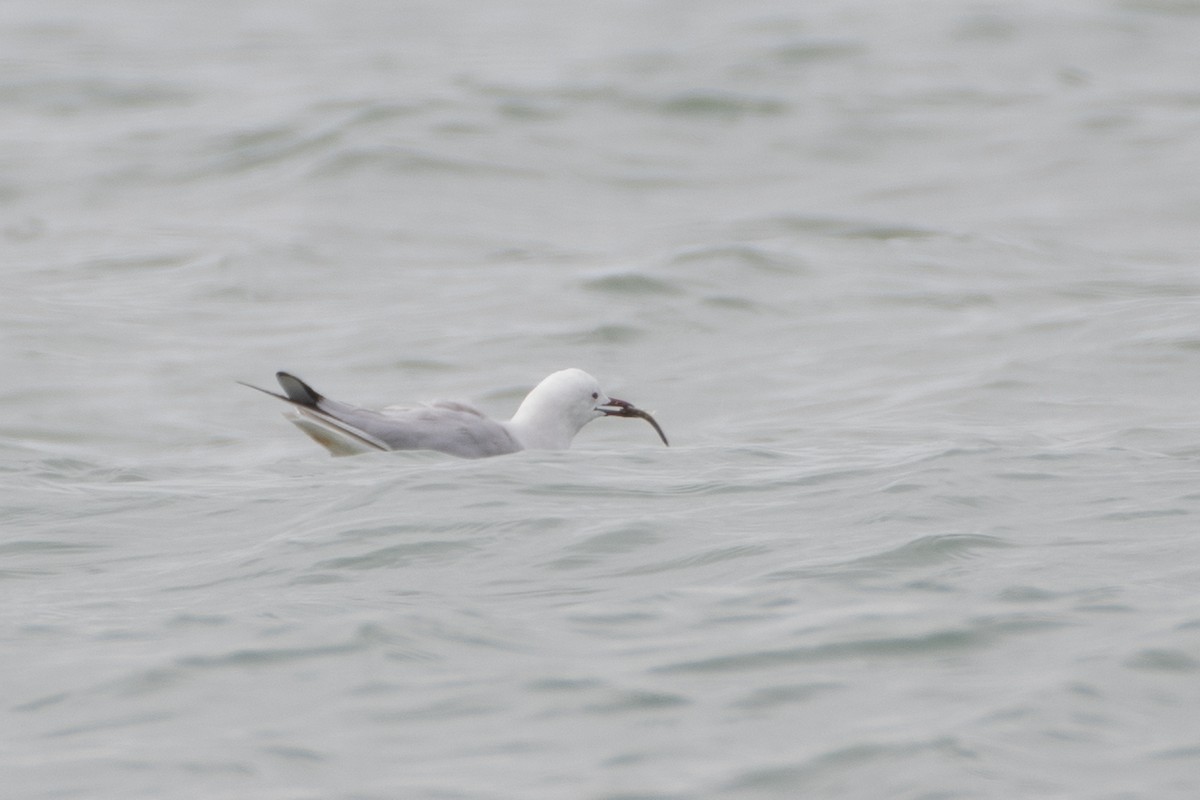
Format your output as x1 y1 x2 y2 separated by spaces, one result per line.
275 372 323 406
237 372 323 407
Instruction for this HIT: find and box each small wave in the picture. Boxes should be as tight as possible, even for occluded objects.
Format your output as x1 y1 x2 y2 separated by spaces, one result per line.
0 539 107 555
313 145 541 179
655 627 986 674
582 273 683 296
655 90 788 119
843 533 1012 570
770 36 865 65
766 531 1015 586
731 214 943 241
259 745 326 763
730 682 843 710
720 737 973 794
584 688 690 715
311 539 478 571
1119 0 1200 16
177 641 364 670
45 709 177 739
1125 648 1200 673
565 324 647 345
604 543 775 578
667 243 807 274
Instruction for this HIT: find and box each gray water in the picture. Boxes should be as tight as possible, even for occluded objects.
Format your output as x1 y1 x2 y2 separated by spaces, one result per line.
5 1 1200 798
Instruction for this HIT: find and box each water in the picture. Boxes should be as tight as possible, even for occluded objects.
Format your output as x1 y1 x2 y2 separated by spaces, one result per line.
5 1 1200 797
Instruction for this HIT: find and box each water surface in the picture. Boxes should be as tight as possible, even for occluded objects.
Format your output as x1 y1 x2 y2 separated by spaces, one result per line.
5 1 1200 798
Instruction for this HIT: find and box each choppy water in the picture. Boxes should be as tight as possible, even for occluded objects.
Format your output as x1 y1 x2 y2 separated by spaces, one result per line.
6 1 1200 798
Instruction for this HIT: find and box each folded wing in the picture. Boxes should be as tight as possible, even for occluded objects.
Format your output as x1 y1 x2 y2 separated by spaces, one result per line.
247 372 522 458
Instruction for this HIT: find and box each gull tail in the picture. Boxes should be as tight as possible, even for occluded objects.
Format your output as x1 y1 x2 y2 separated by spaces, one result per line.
240 372 389 457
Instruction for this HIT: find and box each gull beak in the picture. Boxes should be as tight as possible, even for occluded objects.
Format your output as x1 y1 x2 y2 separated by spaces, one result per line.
598 397 670 446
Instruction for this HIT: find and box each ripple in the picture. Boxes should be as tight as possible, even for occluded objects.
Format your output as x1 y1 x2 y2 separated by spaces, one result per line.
12 691 70 713
771 38 865 64
202 122 344 175
844 533 1012 569
1119 0 1200 15
701 295 765 312
667 244 806 274
1152 744 1200 760
312 539 478 571
606 544 774 578
571 525 664 554
260 744 326 762
0 539 107 555
47 710 176 738
178 641 363 670
1098 507 1188 522
655 627 986 674
771 533 1012 583
525 677 604 693
1125 648 1200 673
732 214 943 241
654 90 788 119
585 689 689 715
719 738 972 794
730 682 843 711
566 324 646 345
583 273 683 296
313 145 539 178
1 76 193 113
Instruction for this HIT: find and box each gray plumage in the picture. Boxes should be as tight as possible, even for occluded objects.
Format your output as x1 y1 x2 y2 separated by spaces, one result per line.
241 369 668 458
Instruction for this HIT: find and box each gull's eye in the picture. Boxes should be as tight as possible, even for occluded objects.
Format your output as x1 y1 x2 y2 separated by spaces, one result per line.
591 392 599 400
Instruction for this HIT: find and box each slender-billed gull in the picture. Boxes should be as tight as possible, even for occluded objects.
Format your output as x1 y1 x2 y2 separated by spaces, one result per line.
240 368 668 458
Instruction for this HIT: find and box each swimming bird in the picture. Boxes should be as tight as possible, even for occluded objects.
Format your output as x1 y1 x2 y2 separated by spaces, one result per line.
240 368 669 458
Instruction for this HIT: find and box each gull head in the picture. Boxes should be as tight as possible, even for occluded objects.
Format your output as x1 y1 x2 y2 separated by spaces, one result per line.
508 368 669 450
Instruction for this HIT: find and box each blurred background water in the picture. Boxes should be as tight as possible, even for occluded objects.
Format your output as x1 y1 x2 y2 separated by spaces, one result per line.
4 1 1200 798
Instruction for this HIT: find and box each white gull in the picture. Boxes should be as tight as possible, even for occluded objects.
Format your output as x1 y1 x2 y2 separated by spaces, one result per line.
241 368 668 458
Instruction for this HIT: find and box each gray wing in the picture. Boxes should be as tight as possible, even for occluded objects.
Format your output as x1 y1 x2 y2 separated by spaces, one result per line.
246 373 522 458
332 402 522 458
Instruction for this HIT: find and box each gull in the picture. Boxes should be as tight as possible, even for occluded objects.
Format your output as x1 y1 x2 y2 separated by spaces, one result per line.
240 368 669 458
